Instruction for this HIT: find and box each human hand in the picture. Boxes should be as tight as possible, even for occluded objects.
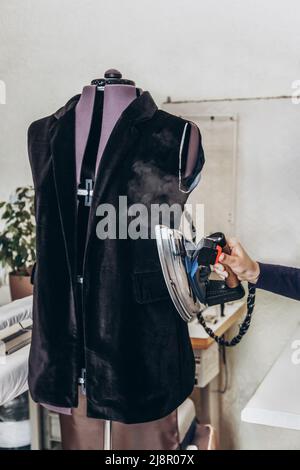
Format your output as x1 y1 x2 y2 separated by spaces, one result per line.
214 238 260 284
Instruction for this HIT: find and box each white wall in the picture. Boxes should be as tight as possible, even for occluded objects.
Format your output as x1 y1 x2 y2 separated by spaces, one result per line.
1 0 300 449
1 0 300 199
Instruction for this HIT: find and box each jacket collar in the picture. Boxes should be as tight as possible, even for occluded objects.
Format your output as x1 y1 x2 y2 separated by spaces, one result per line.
53 90 158 124
53 94 80 120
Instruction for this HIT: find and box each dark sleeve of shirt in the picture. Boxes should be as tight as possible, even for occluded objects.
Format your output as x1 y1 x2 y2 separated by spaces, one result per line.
255 263 300 301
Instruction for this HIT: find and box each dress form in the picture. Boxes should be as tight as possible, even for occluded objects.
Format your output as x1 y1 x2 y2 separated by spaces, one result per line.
44 70 203 450
75 82 138 182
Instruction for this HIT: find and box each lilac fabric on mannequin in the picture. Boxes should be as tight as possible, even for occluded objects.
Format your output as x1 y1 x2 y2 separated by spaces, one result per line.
75 84 137 183
41 403 72 415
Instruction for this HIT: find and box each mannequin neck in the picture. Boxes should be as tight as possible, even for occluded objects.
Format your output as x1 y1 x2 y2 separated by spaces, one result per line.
77 84 138 115
75 84 139 182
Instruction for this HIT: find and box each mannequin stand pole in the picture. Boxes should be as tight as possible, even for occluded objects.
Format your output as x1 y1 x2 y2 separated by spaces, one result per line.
104 419 112 450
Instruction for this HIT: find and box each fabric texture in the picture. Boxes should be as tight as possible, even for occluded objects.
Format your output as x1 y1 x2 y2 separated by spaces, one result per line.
255 262 300 301
27 91 205 423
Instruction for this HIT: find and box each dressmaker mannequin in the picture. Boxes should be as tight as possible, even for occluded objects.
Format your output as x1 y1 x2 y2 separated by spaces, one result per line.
76 69 200 184
56 69 202 450
75 70 139 182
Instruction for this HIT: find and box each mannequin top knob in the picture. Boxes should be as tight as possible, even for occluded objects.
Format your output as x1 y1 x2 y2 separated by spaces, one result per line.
104 69 122 79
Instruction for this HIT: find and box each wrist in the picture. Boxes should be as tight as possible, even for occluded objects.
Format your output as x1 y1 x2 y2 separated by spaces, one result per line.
247 261 260 284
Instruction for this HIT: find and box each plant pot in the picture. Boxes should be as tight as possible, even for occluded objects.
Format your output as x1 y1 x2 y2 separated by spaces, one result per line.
9 273 33 301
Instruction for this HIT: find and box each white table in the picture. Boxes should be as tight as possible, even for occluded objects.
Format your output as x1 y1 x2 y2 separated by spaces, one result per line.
241 325 300 430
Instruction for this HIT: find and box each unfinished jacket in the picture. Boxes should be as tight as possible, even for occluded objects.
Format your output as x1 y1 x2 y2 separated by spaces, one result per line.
27 91 205 423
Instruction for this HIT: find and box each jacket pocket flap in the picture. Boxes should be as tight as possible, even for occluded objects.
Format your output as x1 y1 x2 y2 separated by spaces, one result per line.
132 270 170 304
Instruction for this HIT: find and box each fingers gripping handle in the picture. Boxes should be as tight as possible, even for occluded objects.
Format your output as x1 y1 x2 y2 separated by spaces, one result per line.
221 243 239 288
201 232 239 289
193 232 255 348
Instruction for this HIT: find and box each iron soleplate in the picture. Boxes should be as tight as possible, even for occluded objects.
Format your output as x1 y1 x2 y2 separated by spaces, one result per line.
155 225 204 322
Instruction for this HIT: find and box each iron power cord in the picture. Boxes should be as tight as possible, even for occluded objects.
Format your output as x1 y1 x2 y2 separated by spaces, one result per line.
196 284 256 347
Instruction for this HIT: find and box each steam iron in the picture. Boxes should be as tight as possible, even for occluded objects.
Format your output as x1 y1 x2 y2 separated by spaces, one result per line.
155 225 256 347
155 225 202 322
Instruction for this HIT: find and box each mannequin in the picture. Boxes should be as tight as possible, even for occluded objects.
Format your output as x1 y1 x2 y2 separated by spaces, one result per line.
75 70 200 183
40 70 203 449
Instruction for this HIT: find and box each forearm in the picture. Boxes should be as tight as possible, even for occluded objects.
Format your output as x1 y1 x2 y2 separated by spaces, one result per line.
255 263 300 301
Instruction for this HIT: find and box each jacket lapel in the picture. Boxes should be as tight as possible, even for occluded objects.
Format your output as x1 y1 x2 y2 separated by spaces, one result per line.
50 104 78 284
85 114 139 245
85 91 158 244
49 91 157 281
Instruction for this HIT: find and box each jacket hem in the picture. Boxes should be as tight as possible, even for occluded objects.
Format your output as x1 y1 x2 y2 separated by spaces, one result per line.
85 381 195 424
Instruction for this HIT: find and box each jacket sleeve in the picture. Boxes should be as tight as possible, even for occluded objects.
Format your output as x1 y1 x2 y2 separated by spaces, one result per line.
255 263 300 301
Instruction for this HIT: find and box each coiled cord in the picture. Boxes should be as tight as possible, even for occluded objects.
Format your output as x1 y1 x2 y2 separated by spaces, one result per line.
196 284 256 347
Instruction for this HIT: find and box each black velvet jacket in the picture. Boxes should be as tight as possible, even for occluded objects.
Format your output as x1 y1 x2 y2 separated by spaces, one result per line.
27 91 205 423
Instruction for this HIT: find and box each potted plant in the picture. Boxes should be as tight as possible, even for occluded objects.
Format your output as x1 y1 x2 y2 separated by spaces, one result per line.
0 186 36 300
